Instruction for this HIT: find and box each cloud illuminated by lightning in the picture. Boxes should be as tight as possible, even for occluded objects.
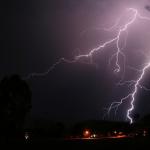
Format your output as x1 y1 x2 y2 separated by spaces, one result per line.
26 8 150 124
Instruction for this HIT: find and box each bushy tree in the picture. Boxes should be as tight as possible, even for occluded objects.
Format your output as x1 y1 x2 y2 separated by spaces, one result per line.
0 75 32 140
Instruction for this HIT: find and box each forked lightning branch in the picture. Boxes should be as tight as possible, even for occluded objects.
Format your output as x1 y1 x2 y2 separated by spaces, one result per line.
26 8 150 124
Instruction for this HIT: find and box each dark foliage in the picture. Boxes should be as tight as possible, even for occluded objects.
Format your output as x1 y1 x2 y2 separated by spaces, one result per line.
0 75 32 140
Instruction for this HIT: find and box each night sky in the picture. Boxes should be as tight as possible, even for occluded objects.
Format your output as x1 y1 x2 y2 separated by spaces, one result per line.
1 0 150 124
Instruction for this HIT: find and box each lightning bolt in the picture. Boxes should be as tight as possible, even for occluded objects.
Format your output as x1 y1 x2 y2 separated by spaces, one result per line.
107 62 150 124
26 8 150 124
127 63 150 124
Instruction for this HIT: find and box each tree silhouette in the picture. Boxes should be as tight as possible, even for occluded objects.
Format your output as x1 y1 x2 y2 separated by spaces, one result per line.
141 114 150 124
0 75 32 140
133 113 140 123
